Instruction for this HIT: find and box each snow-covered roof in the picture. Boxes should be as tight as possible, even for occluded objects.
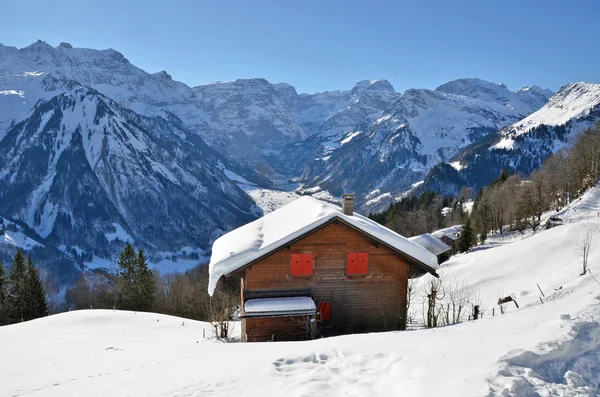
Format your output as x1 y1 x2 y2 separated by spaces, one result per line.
208 196 439 295
432 225 462 241
408 234 452 256
243 297 316 318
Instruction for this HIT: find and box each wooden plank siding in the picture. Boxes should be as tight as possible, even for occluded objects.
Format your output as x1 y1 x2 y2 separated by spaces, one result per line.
244 316 313 342
242 221 420 341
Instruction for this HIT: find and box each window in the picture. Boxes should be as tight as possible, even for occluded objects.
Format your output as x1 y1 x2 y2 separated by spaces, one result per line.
317 302 332 321
347 252 369 275
291 253 314 276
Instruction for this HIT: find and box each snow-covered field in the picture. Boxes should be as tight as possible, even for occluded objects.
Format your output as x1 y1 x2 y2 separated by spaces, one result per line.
2 186 600 396
240 183 301 215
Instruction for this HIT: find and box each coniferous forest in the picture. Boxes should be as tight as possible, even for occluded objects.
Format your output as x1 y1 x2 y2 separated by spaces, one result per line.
0 249 48 325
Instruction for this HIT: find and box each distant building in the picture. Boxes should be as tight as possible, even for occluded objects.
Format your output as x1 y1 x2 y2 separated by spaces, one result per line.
408 233 452 264
208 195 439 342
432 225 462 254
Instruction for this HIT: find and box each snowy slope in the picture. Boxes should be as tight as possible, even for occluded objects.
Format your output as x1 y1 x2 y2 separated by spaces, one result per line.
0 42 306 170
436 78 552 115
0 86 259 262
2 184 600 396
300 80 553 211
0 41 399 174
498 82 600 139
421 82 600 196
274 80 399 174
0 217 44 251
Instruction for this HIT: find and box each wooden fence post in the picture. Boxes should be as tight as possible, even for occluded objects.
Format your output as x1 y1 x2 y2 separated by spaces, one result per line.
537 284 545 297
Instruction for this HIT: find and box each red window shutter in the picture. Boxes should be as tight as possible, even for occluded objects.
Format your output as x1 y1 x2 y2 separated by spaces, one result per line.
357 252 369 274
291 253 313 276
302 254 314 275
317 302 331 321
346 252 357 274
291 254 303 276
347 252 368 275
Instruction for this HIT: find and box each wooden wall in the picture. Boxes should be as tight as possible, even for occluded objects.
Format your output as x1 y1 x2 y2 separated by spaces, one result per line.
243 221 418 341
243 316 312 342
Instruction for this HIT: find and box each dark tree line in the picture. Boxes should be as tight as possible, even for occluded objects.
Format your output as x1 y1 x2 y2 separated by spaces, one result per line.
370 189 472 238
65 243 238 333
65 243 156 312
0 249 48 325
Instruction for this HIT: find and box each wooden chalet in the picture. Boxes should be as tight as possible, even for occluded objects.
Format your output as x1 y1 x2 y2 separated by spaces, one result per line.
208 194 439 342
432 226 462 254
408 233 453 264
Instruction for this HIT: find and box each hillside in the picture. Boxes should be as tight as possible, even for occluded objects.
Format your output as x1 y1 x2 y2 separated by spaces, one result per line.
2 185 600 396
421 82 600 196
299 79 553 211
0 40 562 280
0 85 260 281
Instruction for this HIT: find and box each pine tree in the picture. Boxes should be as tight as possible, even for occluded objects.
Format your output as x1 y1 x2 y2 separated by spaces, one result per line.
0 260 7 325
6 249 29 323
26 256 48 319
458 218 475 253
117 243 137 310
134 249 155 312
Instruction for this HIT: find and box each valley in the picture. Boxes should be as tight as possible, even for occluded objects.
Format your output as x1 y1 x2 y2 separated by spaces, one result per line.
0 40 599 286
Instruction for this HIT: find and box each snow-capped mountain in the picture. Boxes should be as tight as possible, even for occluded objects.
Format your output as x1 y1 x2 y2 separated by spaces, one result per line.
191 78 307 164
0 85 259 272
273 80 399 174
420 82 600 196
1 41 402 174
435 78 553 114
299 79 553 211
0 42 307 170
0 40 563 281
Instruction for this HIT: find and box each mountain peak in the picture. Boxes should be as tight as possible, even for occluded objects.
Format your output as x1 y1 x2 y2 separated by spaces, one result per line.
351 79 395 95
435 78 509 96
57 42 73 49
517 85 554 98
153 70 172 80
22 40 54 52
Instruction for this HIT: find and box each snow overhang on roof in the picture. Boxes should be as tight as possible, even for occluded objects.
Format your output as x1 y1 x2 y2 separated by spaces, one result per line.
241 297 317 318
432 225 462 241
408 234 452 256
207 196 439 296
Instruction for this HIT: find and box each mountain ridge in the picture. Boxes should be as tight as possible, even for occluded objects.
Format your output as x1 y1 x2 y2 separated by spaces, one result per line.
418 81 600 196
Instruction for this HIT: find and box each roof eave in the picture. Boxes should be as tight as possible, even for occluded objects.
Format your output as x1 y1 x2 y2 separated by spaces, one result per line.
224 214 439 278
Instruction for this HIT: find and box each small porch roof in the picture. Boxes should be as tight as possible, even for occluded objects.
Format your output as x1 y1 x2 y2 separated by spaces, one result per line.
241 297 317 319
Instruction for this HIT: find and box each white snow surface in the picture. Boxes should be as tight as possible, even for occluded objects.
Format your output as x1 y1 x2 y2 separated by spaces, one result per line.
104 223 134 243
0 230 43 251
208 196 439 295
408 233 452 255
240 183 301 215
3 186 600 396
509 82 600 134
244 297 316 315
491 82 600 151
432 225 462 241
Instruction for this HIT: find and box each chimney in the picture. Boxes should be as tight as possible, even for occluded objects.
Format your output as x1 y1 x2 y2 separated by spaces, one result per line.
342 194 355 216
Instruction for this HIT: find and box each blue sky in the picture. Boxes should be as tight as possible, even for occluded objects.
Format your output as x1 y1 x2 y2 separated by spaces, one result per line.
2 0 599 93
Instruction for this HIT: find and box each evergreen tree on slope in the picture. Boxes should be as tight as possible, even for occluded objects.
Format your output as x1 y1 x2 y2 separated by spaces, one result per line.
117 243 137 310
134 249 155 312
27 256 48 319
6 249 29 323
458 218 475 253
